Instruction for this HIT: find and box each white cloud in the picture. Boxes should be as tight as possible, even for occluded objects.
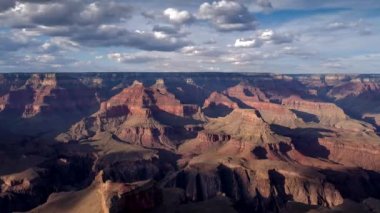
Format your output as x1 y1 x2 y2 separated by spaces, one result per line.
198 0 256 31
234 38 262 48
0 0 379 73
180 45 223 57
163 8 193 25
181 46 202 55
258 29 294 44
40 37 79 53
35 54 56 63
108 52 164 63
221 51 276 65
234 29 294 48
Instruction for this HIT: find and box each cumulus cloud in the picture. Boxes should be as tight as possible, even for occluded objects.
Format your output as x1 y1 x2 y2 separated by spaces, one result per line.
108 52 164 63
26 54 56 63
234 38 262 48
181 46 204 55
29 1 130 27
141 10 157 20
152 25 188 38
132 28 191 51
326 22 351 31
0 1 193 52
67 25 191 51
323 20 372 36
198 0 256 31
234 29 294 48
0 30 39 52
19 52 77 71
180 45 223 57
163 8 193 25
223 44 314 66
221 52 270 65
39 37 79 53
0 0 378 73
258 29 293 44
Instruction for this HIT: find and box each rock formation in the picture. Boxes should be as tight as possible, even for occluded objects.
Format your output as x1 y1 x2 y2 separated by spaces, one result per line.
0 73 379 213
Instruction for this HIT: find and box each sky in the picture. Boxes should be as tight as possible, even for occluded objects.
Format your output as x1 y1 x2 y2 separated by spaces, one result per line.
0 0 380 73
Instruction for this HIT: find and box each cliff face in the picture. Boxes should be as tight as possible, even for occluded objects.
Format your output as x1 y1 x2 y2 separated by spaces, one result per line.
223 82 269 105
326 80 380 130
0 155 95 212
1 73 380 213
203 85 298 127
59 80 191 149
29 173 162 213
327 80 380 100
281 96 347 126
318 138 380 171
0 73 97 118
169 164 343 211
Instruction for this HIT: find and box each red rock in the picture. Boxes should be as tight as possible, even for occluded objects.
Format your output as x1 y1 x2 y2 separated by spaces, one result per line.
61 79 187 149
203 91 239 109
223 82 269 105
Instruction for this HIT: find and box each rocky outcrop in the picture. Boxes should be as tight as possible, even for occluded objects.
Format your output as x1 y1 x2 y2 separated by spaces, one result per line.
167 163 343 211
0 73 97 118
203 84 298 127
282 96 348 126
203 92 239 110
151 79 184 117
318 138 380 171
204 109 286 143
327 80 380 100
223 82 269 105
1 73 380 212
248 102 299 128
0 155 95 212
327 80 380 130
59 80 191 149
29 172 162 213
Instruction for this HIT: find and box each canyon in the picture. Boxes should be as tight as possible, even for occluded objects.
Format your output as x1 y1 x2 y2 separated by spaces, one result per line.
0 73 380 213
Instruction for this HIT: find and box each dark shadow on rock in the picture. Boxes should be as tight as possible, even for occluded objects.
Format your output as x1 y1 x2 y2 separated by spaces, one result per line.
252 146 268 159
270 125 331 159
97 153 160 183
0 147 96 213
268 169 293 212
279 142 292 154
171 170 208 202
226 96 254 109
162 74 242 105
97 148 180 184
169 126 202 142
291 109 320 123
253 78 312 101
109 180 163 213
217 164 244 202
204 103 233 118
243 88 255 97
166 82 210 106
362 116 380 133
319 168 380 202
152 148 181 172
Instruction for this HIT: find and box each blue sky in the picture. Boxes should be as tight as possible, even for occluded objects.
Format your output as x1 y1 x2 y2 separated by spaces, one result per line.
0 0 379 73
